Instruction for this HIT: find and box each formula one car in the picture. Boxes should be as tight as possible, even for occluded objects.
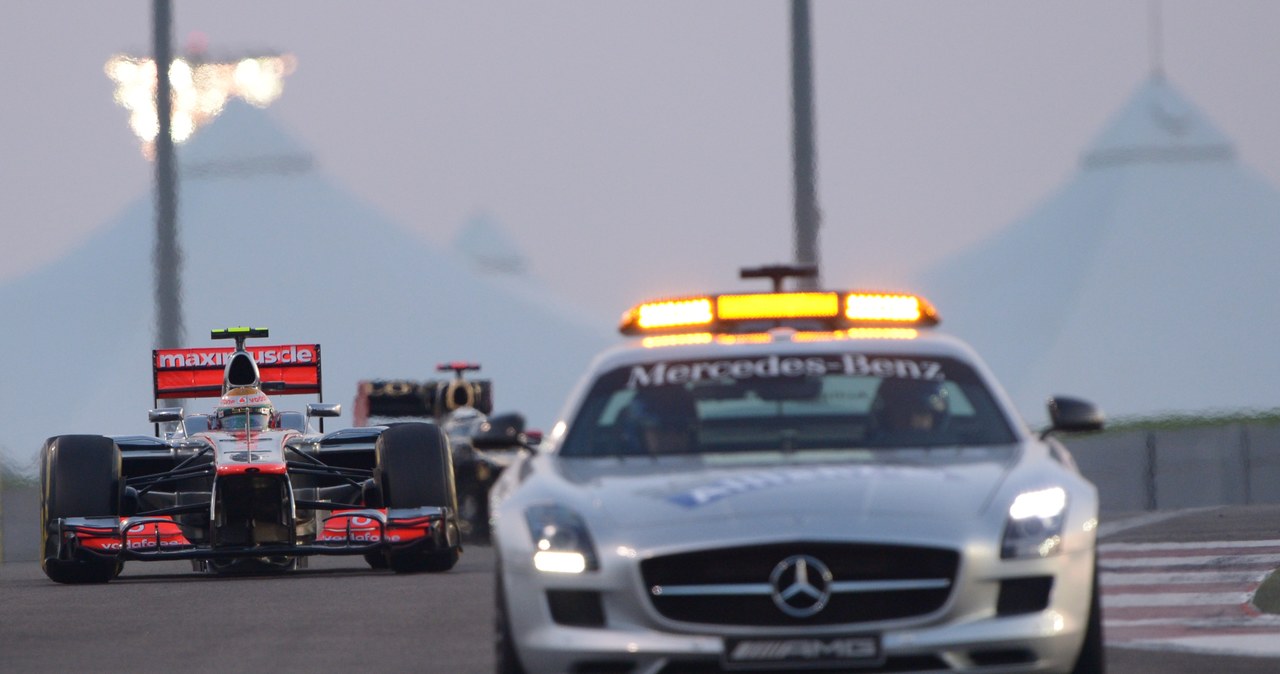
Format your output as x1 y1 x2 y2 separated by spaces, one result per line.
484 266 1106 674
354 363 530 542
40 327 462 584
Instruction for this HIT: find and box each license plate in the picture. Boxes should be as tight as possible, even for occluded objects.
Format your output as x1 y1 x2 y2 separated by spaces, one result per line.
722 634 882 670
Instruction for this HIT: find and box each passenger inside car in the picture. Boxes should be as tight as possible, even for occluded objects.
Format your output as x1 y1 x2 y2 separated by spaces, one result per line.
615 386 700 455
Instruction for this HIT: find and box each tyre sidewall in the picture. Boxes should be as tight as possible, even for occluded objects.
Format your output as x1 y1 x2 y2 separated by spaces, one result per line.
40 435 123 583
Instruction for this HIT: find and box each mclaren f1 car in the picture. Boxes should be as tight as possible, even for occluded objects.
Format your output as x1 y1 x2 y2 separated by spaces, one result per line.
39 327 462 584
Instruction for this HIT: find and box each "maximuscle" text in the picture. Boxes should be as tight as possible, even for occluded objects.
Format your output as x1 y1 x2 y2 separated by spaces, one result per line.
156 345 317 369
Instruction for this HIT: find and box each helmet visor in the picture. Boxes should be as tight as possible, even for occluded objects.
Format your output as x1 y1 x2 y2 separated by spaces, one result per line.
219 407 272 431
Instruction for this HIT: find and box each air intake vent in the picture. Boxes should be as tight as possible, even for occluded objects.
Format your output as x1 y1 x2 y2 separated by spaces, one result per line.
226 352 260 388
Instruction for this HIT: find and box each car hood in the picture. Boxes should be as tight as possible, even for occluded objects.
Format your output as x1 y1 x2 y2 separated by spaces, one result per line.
554 449 1015 529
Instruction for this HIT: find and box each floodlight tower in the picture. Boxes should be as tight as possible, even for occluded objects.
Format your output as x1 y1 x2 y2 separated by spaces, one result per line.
107 14 296 352
153 0 183 350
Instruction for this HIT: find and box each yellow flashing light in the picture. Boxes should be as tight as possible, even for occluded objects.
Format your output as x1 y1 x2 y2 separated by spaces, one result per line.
634 298 714 330
620 290 938 336
641 333 714 349
715 333 774 345
844 327 920 340
717 292 838 320
845 293 936 325
790 328 920 342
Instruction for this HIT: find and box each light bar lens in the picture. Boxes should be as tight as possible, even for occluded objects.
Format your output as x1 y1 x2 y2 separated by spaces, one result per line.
636 298 713 330
641 333 715 349
845 293 924 322
717 292 838 320
790 328 921 342
620 290 937 335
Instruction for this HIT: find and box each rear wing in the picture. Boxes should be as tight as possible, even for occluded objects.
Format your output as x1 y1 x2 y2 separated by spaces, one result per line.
153 344 322 402
352 376 492 426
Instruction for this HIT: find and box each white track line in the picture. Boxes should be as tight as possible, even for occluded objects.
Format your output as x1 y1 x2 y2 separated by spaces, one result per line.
1101 539 1280 552
1103 591 1253 608
1102 553 1280 568
1101 570 1268 585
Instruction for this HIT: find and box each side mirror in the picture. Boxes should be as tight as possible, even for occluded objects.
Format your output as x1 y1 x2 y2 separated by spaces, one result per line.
149 407 184 424
1044 396 1105 437
472 412 537 451
149 406 186 439
306 402 342 433
307 403 342 418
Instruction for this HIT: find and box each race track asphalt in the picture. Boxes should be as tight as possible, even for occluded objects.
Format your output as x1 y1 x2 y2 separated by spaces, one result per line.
4 509 1280 673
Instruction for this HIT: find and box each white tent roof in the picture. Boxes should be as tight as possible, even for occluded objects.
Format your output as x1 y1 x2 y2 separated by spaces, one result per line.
918 75 1280 424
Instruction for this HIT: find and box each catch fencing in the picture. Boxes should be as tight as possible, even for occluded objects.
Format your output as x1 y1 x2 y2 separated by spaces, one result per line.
1065 421 1280 513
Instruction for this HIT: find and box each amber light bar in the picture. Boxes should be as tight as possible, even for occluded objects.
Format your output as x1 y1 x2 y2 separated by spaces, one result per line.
718 292 839 320
619 291 938 335
632 298 713 330
845 293 937 324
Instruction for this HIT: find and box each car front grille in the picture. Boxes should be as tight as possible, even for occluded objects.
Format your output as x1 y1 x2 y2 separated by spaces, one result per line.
641 542 958 627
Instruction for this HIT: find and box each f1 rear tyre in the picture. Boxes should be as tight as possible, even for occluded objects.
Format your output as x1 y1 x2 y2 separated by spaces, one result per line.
40 435 123 584
374 423 460 573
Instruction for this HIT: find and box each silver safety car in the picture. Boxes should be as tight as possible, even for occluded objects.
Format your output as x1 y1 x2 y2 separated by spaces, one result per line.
483 266 1105 674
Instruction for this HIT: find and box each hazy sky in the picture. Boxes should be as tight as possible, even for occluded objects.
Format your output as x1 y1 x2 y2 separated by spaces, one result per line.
5 2 1280 325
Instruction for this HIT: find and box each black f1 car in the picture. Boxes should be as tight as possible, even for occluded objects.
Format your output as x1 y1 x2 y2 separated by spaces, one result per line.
40 327 462 584
354 362 533 542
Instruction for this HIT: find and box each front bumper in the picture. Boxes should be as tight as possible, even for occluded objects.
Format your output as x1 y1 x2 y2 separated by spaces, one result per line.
502 545 1095 674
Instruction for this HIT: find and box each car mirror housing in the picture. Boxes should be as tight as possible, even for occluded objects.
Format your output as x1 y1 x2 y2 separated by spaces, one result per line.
1046 396 1105 435
148 407 184 424
472 413 537 451
306 403 342 418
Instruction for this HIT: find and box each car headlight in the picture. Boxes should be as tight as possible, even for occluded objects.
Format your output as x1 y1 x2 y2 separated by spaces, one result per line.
1001 487 1067 559
525 504 599 573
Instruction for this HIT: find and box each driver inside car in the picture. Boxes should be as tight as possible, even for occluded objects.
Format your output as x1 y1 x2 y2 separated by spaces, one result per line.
616 386 700 455
210 386 276 432
869 378 950 441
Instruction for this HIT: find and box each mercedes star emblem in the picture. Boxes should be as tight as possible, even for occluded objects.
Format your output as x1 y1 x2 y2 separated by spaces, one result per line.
769 554 833 617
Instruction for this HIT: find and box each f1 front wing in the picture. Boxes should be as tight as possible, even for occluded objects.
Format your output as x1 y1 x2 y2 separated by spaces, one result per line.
49 507 455 562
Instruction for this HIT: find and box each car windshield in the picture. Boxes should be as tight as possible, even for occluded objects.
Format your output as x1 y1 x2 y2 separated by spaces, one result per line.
220 408 271 431
558 352 1017 457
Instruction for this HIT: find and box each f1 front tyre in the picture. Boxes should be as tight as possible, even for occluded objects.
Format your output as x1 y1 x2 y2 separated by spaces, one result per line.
373 423 461 573
40 435 123 584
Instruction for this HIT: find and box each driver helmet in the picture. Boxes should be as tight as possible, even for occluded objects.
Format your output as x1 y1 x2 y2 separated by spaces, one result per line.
870 378 950 436
214 386 275 431
615 386 699 455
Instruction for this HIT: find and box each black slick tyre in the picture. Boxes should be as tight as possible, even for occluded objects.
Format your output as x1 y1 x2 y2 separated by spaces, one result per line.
374 423 460 573
40 435 123 584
